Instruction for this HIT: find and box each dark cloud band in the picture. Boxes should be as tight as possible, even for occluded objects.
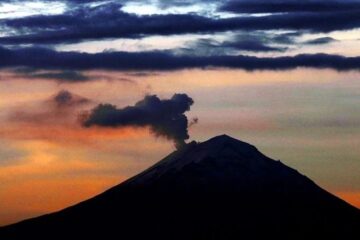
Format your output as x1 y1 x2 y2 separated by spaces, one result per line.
220 0 360 13
1 2 360 45
1 46 360 72
18 70 91 82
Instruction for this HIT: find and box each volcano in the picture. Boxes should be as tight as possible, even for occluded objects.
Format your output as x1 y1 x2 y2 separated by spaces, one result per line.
1 135 359 239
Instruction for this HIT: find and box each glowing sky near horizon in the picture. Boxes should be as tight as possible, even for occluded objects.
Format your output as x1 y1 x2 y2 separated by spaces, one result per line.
0 0 360 226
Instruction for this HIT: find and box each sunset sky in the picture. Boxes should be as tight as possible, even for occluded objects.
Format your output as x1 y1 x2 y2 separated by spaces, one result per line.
1 0 360 226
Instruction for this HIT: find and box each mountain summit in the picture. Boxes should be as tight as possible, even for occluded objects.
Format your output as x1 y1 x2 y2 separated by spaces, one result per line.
1 135 359 239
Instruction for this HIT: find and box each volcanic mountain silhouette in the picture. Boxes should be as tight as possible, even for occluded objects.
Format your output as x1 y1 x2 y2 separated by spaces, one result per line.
1 135 359 239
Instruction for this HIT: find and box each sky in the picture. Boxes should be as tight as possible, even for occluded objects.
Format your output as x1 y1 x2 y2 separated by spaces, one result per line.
0 0 360 226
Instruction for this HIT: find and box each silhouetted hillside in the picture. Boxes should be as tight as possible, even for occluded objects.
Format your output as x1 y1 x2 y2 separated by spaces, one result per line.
1 135 359 239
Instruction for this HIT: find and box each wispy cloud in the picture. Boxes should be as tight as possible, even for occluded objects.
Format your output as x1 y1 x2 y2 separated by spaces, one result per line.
8 90 91 125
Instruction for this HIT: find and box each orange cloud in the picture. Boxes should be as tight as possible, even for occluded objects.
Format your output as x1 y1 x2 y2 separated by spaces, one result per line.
0 123 149 146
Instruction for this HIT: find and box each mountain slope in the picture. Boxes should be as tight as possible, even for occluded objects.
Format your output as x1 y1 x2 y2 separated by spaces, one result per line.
1 135 359 239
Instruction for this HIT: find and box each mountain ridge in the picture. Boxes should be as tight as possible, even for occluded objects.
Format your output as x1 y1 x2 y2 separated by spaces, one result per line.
1 135 359 239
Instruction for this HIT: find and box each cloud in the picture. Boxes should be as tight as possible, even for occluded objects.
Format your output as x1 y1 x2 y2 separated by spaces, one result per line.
178 39 230 56
82 94 195 149
18 70 91 82
303 37 337 45
220 0 360 13
222 33 289 52
11 68 137 83
1 46 360 71
271 32 301 45
1 2 360 45
125 72 161 78
180 34 286 56
52 90 91 107
9 90 91 125
222 39 286 52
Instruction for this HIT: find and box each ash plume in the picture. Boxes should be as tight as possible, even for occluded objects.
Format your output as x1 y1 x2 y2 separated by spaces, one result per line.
82 94 195 149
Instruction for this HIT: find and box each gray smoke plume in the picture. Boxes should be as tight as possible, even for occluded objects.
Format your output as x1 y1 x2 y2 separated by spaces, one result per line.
82 94 195 149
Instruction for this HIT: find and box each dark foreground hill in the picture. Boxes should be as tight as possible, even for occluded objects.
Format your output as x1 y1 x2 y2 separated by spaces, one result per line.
1 135 359 239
